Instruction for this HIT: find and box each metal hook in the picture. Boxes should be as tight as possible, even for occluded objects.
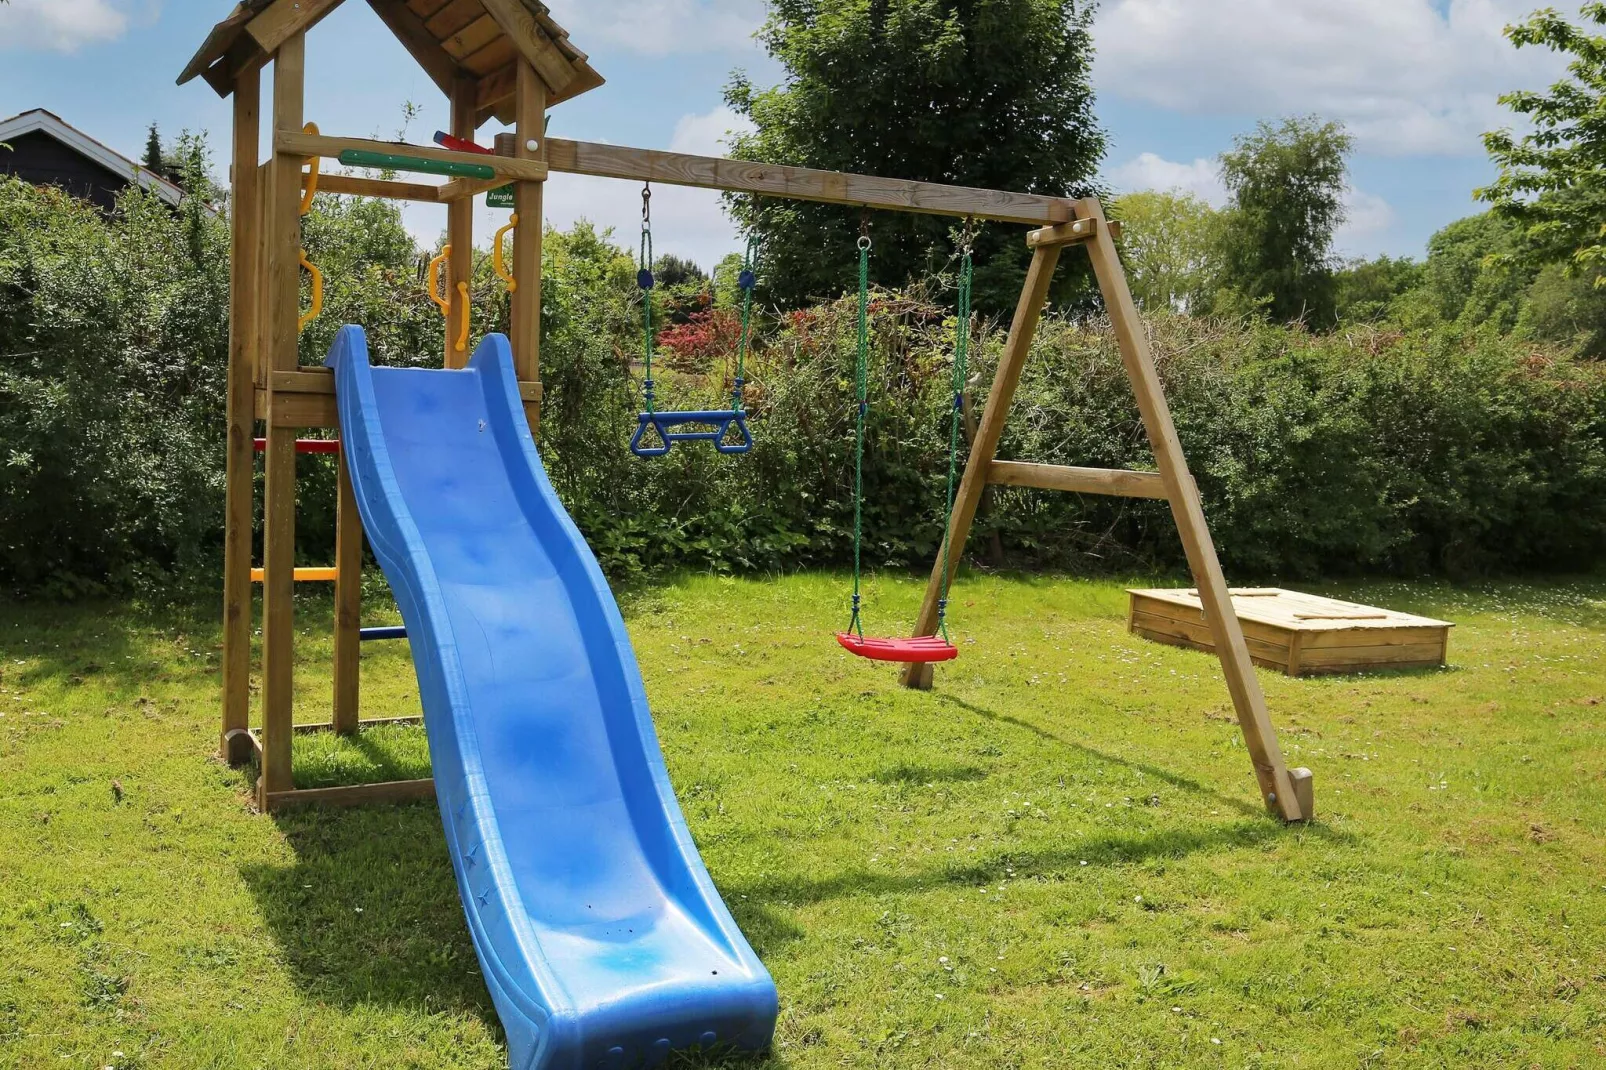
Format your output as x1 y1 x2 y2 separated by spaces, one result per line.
641 183 652 224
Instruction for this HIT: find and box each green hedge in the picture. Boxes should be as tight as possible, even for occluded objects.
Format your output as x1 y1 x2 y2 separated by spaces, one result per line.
2 175 1603 597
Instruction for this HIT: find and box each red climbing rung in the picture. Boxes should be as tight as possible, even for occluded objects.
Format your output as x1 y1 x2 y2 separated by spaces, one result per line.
835 632 959 664
252 437 341 454
433 131 494 155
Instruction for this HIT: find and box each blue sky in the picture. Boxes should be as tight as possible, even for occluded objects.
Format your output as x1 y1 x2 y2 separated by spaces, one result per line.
0 0 1567 269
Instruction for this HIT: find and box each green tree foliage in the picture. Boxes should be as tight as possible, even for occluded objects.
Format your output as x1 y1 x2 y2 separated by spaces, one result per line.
1113 191 1222 313
1480 3 1606 276
1334 255 1424 324
1212 116 1353 326
725 0 1105 313
142 123 165 177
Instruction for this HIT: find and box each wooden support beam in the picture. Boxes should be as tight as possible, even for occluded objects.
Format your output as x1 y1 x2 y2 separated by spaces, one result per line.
306 171 444 202
1077 196 1307 823
510 61 546 407
987 461 1168 499
260 33 306 809
1026 218 1099 248
475 63 518 117
222 67 261 762
245 0 345 56
477 0 577 99
264 778 437 811
901 242 1064 690
290 714 423 735
543 138 1081 226
276 129 549 182
446 78 477 368
333 457 362 734
437 173 506 201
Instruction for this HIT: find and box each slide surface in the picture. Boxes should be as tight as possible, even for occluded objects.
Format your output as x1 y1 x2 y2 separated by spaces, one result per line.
326 327 776 1070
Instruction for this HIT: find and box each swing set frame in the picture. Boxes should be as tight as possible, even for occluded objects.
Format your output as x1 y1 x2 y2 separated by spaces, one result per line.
183 0 1310 822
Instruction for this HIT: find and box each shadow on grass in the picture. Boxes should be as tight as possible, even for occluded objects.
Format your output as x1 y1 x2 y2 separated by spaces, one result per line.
933 692 1267 818
240 801 497 1026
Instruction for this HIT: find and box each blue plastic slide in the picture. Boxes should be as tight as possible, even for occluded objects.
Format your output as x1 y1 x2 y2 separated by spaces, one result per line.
326 326 777 1069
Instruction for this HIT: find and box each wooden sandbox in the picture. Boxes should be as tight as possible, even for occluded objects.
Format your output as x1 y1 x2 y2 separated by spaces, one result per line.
1127 588 1452 677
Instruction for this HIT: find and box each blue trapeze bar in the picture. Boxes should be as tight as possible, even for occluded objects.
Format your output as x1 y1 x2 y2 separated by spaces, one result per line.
630 409 754 458
359 626 408 641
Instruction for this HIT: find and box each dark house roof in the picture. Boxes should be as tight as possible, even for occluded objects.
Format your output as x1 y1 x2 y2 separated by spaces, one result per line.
0 109 186 211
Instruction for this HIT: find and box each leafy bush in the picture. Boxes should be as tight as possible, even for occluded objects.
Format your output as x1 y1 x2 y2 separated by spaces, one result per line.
3 173 1604 598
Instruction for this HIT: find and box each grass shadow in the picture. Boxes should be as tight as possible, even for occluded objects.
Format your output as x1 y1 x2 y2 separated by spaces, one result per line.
239 801 497 1026
932 692 1267 819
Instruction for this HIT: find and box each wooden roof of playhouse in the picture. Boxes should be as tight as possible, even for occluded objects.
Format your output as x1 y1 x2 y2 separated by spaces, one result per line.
178 0 603 124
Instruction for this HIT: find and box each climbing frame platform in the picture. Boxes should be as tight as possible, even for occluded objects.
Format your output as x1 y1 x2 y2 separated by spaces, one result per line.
1127 588 1453 677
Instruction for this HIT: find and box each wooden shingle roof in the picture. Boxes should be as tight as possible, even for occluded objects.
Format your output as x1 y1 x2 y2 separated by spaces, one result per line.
178 0 602 125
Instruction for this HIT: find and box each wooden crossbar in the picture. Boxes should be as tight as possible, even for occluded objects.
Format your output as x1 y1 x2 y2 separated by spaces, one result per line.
988 461 1167 499
543 138 1081 225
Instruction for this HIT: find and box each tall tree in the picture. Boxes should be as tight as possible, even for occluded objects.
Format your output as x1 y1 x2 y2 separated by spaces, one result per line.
1112 191 1222 313
1479 3 1606 280
725 0 1105 313
143 123 165 177
1212 116 1352 326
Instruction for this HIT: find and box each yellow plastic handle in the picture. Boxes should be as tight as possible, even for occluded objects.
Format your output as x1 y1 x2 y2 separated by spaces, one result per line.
298 248 323 331
427 245 451 315
455 281 470 353
493 213 518 293
299 122 320 215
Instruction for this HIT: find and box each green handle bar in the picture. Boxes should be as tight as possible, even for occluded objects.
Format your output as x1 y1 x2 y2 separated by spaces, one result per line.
337 149 495 180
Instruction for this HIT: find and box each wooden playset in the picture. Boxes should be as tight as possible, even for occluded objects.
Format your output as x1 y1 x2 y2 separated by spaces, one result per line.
183 0 1313 822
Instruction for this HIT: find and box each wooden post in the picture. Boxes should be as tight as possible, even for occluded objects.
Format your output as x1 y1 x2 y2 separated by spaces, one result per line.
221 68 261 764
901 243 1063 690
445 77 476 369
1077 198 1306 822
332 455 361 734
260 34 306 806
511 60 546 430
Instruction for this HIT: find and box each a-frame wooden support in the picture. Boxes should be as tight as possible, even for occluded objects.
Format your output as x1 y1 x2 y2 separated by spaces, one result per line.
900 199 1314 823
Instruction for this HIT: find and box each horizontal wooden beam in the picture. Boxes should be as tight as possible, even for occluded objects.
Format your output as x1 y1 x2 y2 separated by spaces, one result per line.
988 460 1168 499
264 778 436 811
276 130 549 183
307 171 445 202
437 174 508 201
1027 218 1121 247
289 715 425 735
543 138 1081 226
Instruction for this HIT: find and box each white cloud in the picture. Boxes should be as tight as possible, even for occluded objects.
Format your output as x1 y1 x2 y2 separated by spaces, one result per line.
400 107 755 272
1107 152 1226 206
1094 0 1567 155
545 0 764 56
1107 153 1396 258
0 0 130 51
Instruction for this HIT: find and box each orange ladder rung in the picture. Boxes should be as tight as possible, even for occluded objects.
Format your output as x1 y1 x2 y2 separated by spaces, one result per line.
250 567 338 583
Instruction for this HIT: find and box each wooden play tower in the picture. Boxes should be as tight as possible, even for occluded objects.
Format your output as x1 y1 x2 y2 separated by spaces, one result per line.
182 0 1312 821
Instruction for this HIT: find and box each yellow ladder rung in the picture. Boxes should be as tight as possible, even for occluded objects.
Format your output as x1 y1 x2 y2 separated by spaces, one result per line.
250 567 339 583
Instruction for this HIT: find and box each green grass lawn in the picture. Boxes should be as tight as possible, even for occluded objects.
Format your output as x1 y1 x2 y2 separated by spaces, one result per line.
2 571 1604 1069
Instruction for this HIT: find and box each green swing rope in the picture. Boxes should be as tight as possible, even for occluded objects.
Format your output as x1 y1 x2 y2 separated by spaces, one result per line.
845 223 975 642
639 185 657 415
847 232 872 638
733 236 760 412
935 226 976 641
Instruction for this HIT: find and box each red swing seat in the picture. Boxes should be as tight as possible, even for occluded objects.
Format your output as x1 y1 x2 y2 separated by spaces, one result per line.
835 632 959 663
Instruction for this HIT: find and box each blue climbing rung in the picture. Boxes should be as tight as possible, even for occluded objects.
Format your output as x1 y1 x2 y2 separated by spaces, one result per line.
360 626 408 641
630 409 753 457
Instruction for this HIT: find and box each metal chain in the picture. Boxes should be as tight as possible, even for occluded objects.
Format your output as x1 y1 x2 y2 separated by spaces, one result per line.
639 184 656 414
